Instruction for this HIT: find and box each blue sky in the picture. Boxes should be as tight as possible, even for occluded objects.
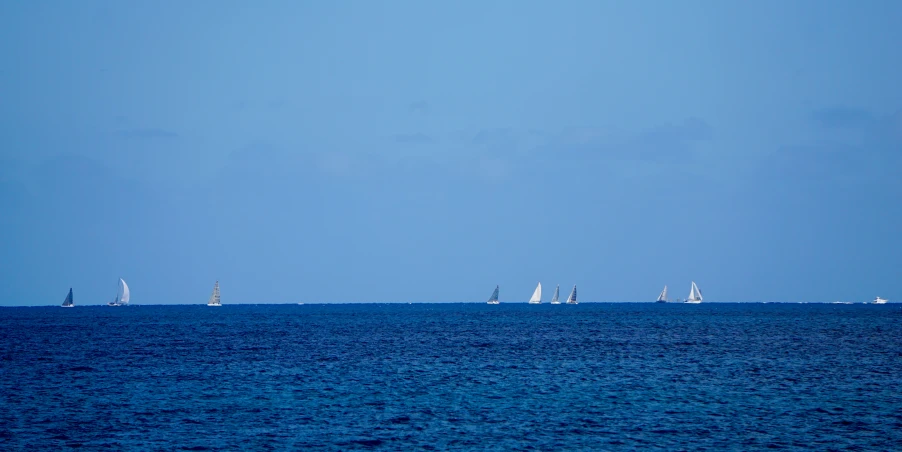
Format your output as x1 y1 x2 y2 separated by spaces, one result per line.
1 1 900 305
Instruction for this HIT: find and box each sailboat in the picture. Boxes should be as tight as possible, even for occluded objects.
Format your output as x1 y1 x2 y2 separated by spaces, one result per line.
486 285 500 304
685 281 702 304
528 282 542 304
566 285 578 304
550 285 561 304
207 281 221 306
656 285 668 303
107 278 130 306
61 288 74 308
873 296 887 304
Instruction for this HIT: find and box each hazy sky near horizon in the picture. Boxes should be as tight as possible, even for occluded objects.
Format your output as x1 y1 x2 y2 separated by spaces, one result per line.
1 0 900 305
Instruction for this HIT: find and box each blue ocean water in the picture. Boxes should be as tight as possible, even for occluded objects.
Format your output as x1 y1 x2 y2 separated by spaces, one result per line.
1 303 901 450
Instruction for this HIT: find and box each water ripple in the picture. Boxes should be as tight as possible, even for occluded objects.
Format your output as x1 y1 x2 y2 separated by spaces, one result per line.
1 303 900 450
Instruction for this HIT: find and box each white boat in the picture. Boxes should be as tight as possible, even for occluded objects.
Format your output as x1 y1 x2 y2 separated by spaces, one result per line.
61 288 74 307
685 281 702 304
528 282 542 304
486 285 500 304
566 285 578 304
873 296 887 304
550 285 561 304
656 285 668 303
108 278 130 306
207 280 221 306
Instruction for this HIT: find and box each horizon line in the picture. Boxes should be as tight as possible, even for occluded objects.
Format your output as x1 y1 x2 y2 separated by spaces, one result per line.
1 301 894 308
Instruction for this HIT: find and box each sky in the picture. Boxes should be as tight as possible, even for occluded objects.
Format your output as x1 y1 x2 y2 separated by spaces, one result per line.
1 0 900 305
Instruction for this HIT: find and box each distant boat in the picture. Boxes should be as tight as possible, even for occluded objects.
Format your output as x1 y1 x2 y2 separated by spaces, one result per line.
61 288 74 308
107 278 130 306
207 281 221 306
486 285 500 305
656 285 668 303
528 282 542 304
550 285 561 304
685 281 702 304
566 285 578 304
873 296 887 304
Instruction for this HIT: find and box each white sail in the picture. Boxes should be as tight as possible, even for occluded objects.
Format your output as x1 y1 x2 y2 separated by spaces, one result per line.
208 281 221 306
528 282 542 304
685 281 702 303
119 278 130 304
566 285 578 304
550 285 560 304
657 285 668 302
487 285 500 304
62 288 74 307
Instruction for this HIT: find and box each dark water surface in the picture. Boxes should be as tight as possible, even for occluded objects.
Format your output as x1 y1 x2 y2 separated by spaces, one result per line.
2 303 901 450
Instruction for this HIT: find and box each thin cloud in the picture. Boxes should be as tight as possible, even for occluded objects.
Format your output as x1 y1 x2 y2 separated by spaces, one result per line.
408 100 430 115
542 118 712 162
628 118 712 162
232 99 289 111
553 126 616 147
267 100 287 109
393 133 433 144
763 143 870 185
116 128 179 139
642 117 712 142
811 106 875 129
472 128 516 146
881 110 902 141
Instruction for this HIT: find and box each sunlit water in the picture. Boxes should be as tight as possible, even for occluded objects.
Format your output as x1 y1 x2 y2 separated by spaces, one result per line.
2 303 900 450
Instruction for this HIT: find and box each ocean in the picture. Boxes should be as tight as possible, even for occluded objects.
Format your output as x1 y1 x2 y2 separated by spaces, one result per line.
1 303 900 450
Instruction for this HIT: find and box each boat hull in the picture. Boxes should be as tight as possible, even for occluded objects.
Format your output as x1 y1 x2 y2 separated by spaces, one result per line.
486 301 500 305
655 300 667 303
684 300 701 304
